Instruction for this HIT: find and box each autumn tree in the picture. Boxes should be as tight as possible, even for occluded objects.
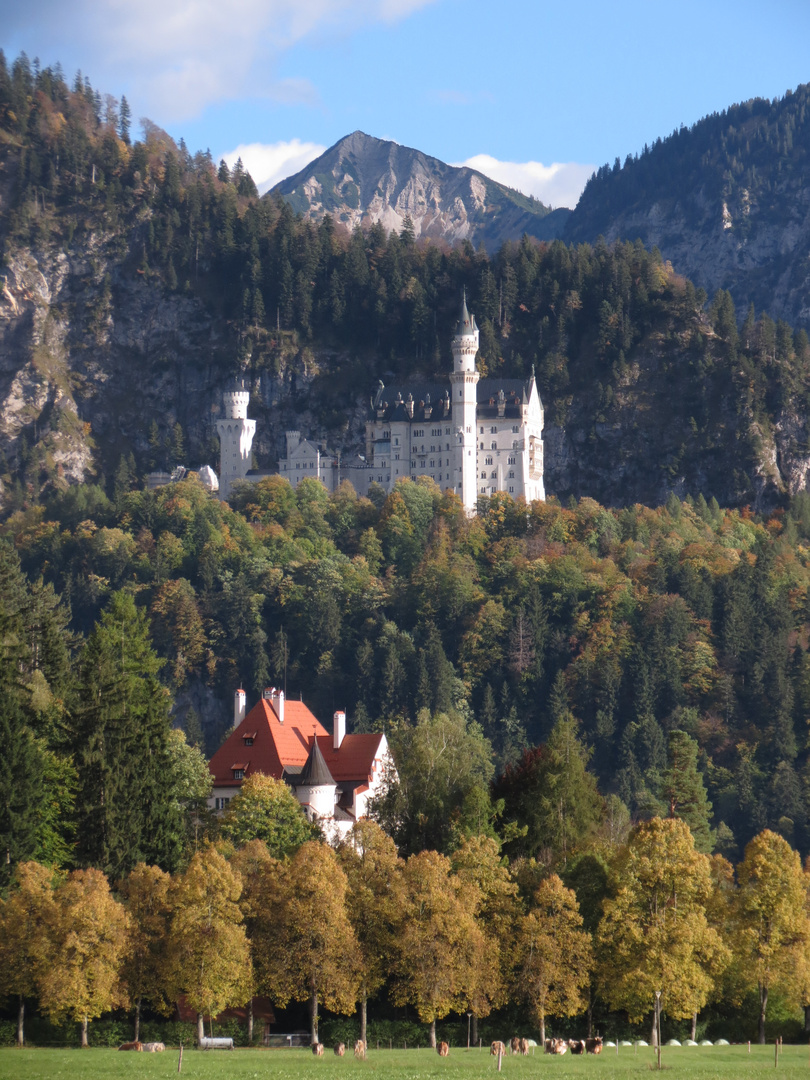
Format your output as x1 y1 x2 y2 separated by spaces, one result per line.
261 841 359 1043
392 849 483 1048
595 817 728 1045
451 835 520 1042
38 868 130 1047
735 829 810 1043
220 772 317 857
166 846 251 1043
119 863 172 1040
0 861 57 1046
514 874 591 1043
338 820 403 1045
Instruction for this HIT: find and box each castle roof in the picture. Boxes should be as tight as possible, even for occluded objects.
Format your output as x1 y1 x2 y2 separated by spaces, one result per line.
289 738 336 787
455 289 478 336
368 376 540 424
208 697 384 789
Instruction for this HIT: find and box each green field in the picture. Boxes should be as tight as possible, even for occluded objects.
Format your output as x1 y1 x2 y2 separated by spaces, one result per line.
1 1045 808 1080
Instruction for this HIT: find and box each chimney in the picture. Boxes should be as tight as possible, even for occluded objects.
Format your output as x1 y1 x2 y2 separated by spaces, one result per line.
234 688 246 727
277 689 285 725
333 710 346 750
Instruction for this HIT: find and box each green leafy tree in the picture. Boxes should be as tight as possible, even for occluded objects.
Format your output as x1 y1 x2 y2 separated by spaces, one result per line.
220 773 317 857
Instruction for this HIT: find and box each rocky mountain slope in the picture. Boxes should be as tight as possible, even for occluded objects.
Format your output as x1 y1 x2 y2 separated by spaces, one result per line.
272 131 570 250
564 84 810 328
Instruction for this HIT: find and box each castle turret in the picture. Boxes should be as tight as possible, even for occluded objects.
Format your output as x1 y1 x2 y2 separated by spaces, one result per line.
449 290 480 513
216 379 256 501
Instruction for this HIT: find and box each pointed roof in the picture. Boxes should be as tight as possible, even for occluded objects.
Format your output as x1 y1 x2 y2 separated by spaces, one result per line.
290 738 336 787
455 288 478 336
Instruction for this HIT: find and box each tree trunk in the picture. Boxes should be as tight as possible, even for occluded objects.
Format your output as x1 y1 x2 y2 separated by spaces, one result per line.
540 1017 545 1045
429 1018 436 1049
309 990 319 1045
247 997 253 1044
759 984 768 1045
472 1014 478 1046
134 996 141 1042
651 1010 658 1049
197 1013 205 1045
81 1016 89 1048
691 1010 697 1041
17 996 24 1047
360 993 367 1047
587 990 593 1039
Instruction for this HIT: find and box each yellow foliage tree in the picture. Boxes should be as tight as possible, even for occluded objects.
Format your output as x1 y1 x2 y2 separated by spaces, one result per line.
260 841 360 1044
0 861 58 1046
166 846 251 1044
595 817 728 1044
392 849 484 1048
735 829 810 1043
514 873 591 1043
37 868 130 1047
338 820 404 1045
119 863 172 1041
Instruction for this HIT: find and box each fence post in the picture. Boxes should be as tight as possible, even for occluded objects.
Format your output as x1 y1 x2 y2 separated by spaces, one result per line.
177 1043 183 1073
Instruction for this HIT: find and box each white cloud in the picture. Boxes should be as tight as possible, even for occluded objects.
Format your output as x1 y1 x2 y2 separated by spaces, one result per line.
458 154 596 210
5 0 438 122
222 139 327 194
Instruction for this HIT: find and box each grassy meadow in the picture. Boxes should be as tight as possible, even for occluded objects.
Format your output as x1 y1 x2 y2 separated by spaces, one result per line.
1 1044 809 1080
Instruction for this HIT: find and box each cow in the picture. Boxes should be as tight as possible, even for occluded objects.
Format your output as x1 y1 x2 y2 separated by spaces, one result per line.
544 1038 567 1054
510 1036 521 1054
142 1042 165 1052
519 1038 529 1056
312 1043 324 1056
118 1042 143 1051
490 1041 506 1056
437 1042 449 1057
354 1040 366 1059
585 1037 603 1055
568 1040 585 1054
334 1043 345 1056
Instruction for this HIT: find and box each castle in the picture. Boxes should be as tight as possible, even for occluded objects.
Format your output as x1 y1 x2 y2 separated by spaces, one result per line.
217 293 545 510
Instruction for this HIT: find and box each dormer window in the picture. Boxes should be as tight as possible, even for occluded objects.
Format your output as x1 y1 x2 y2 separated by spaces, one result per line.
243 737 253 746
233 769 244 779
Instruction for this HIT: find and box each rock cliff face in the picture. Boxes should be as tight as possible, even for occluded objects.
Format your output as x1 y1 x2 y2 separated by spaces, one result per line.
273 131 570 250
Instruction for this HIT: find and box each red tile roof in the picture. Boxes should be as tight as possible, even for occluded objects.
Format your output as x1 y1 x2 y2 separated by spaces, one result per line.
208 697 382 788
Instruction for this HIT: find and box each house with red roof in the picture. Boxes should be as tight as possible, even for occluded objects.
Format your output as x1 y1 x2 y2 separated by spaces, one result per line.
208 688 394 839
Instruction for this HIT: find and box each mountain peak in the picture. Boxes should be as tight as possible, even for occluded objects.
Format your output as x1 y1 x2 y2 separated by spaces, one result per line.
272 132 569 248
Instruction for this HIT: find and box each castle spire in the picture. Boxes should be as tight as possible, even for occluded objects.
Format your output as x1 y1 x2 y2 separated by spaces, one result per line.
455 287 477 336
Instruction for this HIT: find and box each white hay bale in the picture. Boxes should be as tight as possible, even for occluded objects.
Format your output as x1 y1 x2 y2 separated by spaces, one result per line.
715 1039 730 1046
605 1042 616 1048
666 1039 681 1046
700 1040 713 1046
685 1039 698 1046
620 1040 633 1046
636 1040 648 1046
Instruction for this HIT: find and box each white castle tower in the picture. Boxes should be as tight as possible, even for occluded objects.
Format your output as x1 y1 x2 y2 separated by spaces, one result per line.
217 380 256 500
449 290 480 513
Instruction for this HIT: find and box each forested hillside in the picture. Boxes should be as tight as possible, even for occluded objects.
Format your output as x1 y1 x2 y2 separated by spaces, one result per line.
3 54 810 511
565 83 810 328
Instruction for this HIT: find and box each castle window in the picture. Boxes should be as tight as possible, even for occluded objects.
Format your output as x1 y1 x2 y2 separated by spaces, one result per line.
481 471 487 479
491 442 497 450
509 486 515 493
395 453 399 461
445 428 451 435
513 441 519 449
508 456 515 465
467 426 472 433
508 470 515 479
394 437 399 445
490 487 496 493
491 471 497 478
485 457 493 465
480 426 484 434
512 425 520 433
479 442 484 450
490 426 497 434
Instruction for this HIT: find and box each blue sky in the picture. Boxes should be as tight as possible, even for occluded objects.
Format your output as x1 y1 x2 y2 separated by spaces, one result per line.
3 0 810 208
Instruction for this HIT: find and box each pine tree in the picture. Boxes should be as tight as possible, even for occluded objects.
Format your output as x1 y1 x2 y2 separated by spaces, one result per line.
661 730 715 852
72 592 184 877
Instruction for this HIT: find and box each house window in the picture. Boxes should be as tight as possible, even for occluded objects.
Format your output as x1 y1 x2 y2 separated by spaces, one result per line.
243 737 253 746
232 769 244 779
214 797 230 811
